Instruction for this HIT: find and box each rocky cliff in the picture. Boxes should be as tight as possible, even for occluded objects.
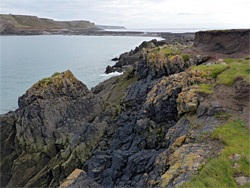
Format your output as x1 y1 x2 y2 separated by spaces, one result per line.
0 30 250 188
183 29 250 58
0 14 99 35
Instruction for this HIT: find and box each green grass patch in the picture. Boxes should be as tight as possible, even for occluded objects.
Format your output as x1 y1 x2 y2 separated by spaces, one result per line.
194 84 214 94
191 59 250 85
52 72 60 77
38 77 53 86
181 54 190 62
180 120 250 188
215 111 232 120
192 64 228 78
217 59 250 85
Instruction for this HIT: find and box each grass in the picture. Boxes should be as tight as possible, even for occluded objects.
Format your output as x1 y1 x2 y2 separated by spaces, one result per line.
181 54 190 62
0 14 96 29
52 72 60 77
217 59 250 85
179 120 250 188
191 59 250 85
194 84 214 94
147 45 185 63
38 77 53 85
106 67 137 105
191 64 228 78
215 111 232 120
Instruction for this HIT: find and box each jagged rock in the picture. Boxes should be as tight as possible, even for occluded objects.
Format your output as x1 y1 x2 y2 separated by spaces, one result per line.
0 113 18 187
105 40 168 74
137 52 209 80
1 34 249 188
0 70 109 187
144 69 214 122
60 169 102 188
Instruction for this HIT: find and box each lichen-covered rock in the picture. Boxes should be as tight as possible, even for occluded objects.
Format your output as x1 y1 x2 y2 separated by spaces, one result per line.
144 69 214 122
60 169 102 188
0 71 110 187
176 86 199 115
136 48 209 80
0 113 18 187
158 143 207 187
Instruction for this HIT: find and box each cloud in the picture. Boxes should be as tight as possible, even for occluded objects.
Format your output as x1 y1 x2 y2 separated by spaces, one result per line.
1 0 250 28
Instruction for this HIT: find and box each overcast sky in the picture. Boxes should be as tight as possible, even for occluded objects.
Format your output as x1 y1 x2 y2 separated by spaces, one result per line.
1 0 250 29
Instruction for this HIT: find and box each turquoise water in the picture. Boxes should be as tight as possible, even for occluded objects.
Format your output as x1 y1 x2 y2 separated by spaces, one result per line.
0 35 161 114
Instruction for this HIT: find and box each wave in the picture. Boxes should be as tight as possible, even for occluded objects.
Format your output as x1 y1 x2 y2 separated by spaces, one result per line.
100 72 123 77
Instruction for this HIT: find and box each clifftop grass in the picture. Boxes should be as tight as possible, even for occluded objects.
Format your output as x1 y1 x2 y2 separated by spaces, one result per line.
180 119 250 188
33 70 78 89
191 59 250 85
147 45 187 63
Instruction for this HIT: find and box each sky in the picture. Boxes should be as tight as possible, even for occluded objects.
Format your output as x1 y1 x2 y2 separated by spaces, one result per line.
1 0 250 29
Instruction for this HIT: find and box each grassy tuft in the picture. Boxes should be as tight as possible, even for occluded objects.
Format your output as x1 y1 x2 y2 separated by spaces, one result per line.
192 59 250 85
194 84 214 94
52 72 60 77
216 59 250 85
180 120 250 188
215 112 232 120
192 64 228 78
181 54 190 62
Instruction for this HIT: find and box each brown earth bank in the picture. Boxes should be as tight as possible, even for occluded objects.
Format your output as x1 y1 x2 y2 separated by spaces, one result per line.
0 29 250 188
183 29 250 59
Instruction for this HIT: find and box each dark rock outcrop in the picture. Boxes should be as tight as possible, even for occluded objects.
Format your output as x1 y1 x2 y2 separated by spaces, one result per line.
105 37 195 74
1 33 249 188
184 29 250 58
0 70 111 187
105 39 166 74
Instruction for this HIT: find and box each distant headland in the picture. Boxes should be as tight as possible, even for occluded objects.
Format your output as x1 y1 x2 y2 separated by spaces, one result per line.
0 14 194 39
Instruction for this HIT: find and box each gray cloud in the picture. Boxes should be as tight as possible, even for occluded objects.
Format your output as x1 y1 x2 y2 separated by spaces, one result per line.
1 0 250 28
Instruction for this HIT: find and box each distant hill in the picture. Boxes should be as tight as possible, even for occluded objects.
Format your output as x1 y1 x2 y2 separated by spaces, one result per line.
0 14 98 31
96 25 126 30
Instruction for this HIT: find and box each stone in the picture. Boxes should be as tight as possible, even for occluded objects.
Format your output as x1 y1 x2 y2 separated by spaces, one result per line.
235 176 250 186
233 163 241 169
59 169 84 188
211 101 222 108
233 153 241 161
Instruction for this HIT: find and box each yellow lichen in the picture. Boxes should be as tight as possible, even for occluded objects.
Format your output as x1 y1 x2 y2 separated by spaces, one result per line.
59 169 84 188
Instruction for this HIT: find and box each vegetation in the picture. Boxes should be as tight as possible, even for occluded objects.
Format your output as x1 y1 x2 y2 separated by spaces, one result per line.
217 59 250 85
38 77 53 86
192 64 228 78
193 84 214 94
0 14 97 29
180 120 250 188
147 45 187 63
181 54 190 62
106 67 137 105
214 111 232 120
52 72 60 77
192 59 250 85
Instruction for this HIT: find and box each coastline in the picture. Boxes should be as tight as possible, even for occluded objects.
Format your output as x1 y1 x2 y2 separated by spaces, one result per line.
0 29 249 188
0 29 195 40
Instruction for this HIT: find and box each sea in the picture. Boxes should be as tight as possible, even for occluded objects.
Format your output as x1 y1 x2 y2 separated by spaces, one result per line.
0 35 163 114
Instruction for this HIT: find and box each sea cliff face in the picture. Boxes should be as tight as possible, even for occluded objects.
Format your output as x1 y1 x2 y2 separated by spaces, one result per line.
185 29 250 58
0 29 250 188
